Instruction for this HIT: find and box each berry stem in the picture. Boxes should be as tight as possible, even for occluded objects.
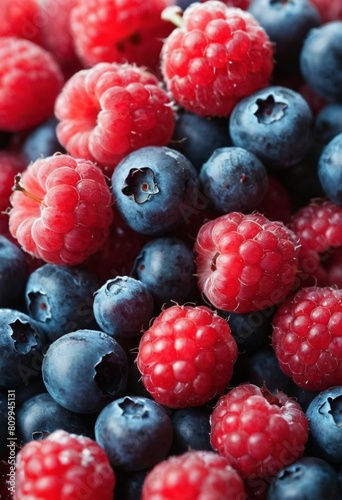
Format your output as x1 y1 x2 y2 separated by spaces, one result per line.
161 6 184 28
13 175 43 203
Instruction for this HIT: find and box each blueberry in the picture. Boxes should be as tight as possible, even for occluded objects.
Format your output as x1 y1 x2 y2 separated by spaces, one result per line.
267 456 341 499
20 116 65 163
17 392 93 445
315 104 342 147
248 0 320 75
0 235 28 308
170 406 213 454
131 236 197 307
229 86 314 168
318 133 342 205
199 146 268 213
25 263 99 342
0 309 45 388
171 109 231 171
42 329 129 413
93 276 154 339
115 469 148 500
111 146 199 235
94 395 173 471
306 386 342 464
300 21 342 102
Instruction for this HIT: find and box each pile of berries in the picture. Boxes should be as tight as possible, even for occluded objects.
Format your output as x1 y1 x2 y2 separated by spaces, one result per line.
1 0 342 499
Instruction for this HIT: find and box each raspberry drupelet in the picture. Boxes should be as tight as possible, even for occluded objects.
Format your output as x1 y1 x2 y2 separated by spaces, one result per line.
160 1 274 116
8 154 113 266
54 62 175 175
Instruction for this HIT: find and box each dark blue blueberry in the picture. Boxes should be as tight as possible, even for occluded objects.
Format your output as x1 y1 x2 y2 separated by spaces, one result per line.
229 86 314 168
0 394 7 458
20 116 65 163
300 21 342 102
267 456 341 500
315 104 342 147
0 309 45 389
170 406 213 454
111 146 199 235
199 147 268 213
17 392 93 445
306 386 342 464
131 236 197 307
318 133 342 205
285 384 319 413
94 395 173 471
248 0 320 75
42 330 129 413
93 276 154 339
25 263 99 343
0 235 28 308
115 469 148 500
171 110 231 171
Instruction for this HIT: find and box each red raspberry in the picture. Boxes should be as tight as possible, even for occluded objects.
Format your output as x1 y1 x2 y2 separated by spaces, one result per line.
288 198 342 288
8 154 113 265
14 429 115 500
272 286 342 391
194 212 300 314
210 383 308 479
160 1 274 117
69 0 175 72
308 0 342 23
136 304 238 408
0 37 64 132
141 450 245 500
0 0 43 46
257 175 292 225
55 62 175 175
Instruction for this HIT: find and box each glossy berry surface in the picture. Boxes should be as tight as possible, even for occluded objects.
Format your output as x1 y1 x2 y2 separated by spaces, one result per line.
137 304 238 408
141 450 245 500
272 286 342 391
318 133 342 205
55 62 175 174
170 406 214 454
210 383 309 478
0 235 28 308
14 429 115 500
9 154 113 265
95 395 173 471
161 1 274 116
195 211 300 313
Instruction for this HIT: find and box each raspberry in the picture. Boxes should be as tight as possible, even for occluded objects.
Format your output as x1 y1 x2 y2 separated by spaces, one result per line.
272 286 342 391
257 175 292 225
8 154 113 265
308 0 342 23
141 450 245 500
55 62 175 175
0 37 64 132
136 304 238 408
160 1 274 117
69 0 174 72
288 198 342 287
210 383 308 479
0 0 43 46
14 429 115 500
194 212 300 314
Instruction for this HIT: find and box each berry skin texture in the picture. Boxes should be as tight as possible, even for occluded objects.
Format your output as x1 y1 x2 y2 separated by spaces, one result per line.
210 383 309 479
0 37 64 132
55 62 175 174
272 286 342 392
136 304 238 408
160 1 274 117
14 429 115 500
141 450 246 500
195 212 300 313
318 133 342 206
9 154 113 266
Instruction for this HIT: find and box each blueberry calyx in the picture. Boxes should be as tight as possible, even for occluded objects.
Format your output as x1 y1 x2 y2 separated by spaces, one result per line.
254 94 287 124
10 320 38 355
27 292 52 322
322 396 342 426
94 352 124 396
118 397 149 419
122 167 159 204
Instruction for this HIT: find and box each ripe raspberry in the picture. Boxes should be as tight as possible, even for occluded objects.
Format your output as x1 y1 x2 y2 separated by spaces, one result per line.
0 37 64 132
257 175 292 225
14 429 115 500
141 450 245 500
8 154 113 265
272 286 342 391
210 383 308 479
308 0 342 23
55 62 175 175
288 198 342 288
160 1 274 117
136 304 238 408
0 0 43 46
194 212 300 314
69 0 175 72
